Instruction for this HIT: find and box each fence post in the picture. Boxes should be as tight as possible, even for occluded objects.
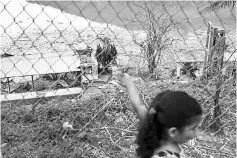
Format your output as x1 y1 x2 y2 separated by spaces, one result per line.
210 28 219 67
7 77 11 92
31 75 35 91
210 29 226 133
218 30 225 66
176 63 181 79
203 22 210 74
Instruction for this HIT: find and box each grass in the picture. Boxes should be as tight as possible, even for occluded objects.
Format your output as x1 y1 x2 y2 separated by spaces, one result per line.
1 74 236 158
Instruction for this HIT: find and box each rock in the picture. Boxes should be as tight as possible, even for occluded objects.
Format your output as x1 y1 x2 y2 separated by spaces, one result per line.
70 99 76 103
1 143 7 148
23 104 34 112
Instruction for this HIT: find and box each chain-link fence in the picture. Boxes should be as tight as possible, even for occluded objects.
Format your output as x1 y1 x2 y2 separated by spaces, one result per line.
1 1 236 158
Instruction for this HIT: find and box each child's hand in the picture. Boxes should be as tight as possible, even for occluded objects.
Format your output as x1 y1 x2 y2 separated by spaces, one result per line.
112 66 132 87
117 72 133 87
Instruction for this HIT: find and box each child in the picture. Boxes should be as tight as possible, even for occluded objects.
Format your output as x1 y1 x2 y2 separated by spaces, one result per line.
116 72 202 158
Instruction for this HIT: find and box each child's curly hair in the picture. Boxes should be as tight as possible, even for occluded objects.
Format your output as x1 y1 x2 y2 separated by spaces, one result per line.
136 90 202 158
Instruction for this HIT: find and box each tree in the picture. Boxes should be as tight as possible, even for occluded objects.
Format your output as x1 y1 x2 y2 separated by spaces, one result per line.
125 2 178 74
202 1 236 13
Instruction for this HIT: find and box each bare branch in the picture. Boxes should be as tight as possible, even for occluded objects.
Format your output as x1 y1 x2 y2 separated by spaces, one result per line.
126 2 179 73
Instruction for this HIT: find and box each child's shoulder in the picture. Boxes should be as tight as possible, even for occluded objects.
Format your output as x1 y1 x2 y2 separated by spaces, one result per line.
151 150 181 158
151 149 190 158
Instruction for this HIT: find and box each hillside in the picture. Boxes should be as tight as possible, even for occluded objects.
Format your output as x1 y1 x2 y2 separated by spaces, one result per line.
0 0 236 68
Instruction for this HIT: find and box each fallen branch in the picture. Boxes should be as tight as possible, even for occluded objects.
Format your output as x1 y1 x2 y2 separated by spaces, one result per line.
105 126 115 145
77 98 114 134
93 127 137 134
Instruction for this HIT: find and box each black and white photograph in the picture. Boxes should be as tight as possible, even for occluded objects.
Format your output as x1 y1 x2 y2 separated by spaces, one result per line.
0 1 236 158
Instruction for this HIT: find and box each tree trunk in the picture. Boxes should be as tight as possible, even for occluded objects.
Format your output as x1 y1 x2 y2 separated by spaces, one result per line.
147 42 156 74
148 57 156 73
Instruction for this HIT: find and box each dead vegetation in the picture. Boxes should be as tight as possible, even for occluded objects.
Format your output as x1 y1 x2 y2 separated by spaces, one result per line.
1 75 236 158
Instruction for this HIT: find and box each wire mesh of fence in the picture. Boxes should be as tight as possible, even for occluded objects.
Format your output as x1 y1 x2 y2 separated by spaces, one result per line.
1 1 236 158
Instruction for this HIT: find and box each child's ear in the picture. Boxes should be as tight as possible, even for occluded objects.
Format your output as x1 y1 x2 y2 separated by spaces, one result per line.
168 127 179 138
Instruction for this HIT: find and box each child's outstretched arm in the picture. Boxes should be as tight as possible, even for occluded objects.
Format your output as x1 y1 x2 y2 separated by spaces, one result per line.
117 73 147 122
